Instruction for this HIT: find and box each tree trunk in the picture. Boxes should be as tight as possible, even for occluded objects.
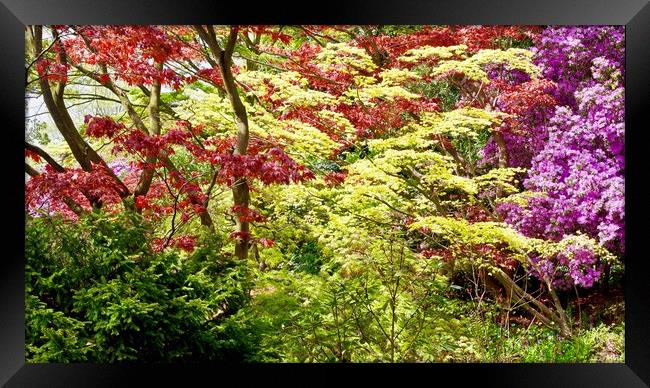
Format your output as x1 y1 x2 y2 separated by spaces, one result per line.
216 28 251 261
28 26 130 202
133 62 163 206
488 266 572 337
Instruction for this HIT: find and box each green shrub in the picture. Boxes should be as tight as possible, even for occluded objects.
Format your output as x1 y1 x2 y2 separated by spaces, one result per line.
26 211 262 362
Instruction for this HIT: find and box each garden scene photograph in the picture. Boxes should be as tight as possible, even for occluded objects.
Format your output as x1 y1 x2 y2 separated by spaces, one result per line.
24 25 625 363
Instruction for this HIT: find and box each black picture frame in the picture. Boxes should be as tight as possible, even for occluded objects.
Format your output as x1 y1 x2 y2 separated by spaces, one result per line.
1 1 649 386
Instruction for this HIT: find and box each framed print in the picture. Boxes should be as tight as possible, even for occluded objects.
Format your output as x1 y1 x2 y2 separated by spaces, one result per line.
1 0 649 386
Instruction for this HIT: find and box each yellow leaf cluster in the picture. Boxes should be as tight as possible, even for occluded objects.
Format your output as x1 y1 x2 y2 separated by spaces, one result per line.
431 48 541 82
398 44 468 64
315 42 378 74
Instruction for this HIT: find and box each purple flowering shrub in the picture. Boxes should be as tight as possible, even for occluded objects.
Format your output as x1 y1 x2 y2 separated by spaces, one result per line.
529 239 609 291
494 26 625 289
532 26 625 107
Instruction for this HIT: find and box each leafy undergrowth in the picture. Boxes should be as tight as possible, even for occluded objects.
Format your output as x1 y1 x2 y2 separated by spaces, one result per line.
244 270 624 363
